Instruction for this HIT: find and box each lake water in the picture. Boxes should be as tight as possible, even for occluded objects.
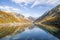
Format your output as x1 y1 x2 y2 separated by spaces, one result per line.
0 25 59 40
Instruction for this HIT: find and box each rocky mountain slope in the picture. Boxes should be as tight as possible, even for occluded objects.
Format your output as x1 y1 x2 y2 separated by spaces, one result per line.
35 5 60 39
0 11 32 38
28 16 37 22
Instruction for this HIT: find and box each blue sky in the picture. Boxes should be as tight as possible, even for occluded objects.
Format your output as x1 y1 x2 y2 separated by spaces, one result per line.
0 0 60 17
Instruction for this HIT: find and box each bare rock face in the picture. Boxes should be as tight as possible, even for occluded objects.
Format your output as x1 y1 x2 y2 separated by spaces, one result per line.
0 11 32 38
35 5 60 39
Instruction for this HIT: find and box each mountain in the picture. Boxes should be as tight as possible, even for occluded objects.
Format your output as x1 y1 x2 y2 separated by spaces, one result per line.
28 16 37 22
35 4 60 39
15 13 32 23
0 10 32 38
14 13 24 18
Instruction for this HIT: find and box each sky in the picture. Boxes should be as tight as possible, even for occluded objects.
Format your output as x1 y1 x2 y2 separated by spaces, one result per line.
0 0 60 17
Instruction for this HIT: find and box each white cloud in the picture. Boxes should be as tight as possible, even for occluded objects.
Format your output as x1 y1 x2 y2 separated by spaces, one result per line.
31 0 46 8
0 6 20 13
31 0 60 8
46 0 59 4
12 0 34 6
11 0 60 8
12 0 34 3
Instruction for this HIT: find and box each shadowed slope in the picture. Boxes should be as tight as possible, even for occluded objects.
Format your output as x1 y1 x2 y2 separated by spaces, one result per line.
35 5 60 39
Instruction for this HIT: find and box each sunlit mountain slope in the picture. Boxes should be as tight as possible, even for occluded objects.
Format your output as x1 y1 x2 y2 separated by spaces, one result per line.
0 11 32 38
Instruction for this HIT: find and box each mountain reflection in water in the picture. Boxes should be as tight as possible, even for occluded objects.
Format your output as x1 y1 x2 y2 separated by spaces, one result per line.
0 25 59 40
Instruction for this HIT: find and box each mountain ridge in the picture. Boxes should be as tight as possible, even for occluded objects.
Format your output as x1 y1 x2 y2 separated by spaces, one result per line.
35 4 60 39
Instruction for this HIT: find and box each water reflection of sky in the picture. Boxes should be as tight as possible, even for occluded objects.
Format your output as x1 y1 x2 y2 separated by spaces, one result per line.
0 26 59 40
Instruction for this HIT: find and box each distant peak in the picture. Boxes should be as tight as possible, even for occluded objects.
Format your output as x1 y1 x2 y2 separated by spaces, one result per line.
57 4 60 7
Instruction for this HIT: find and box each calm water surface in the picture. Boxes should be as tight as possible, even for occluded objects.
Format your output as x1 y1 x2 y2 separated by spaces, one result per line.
0 25 59 40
